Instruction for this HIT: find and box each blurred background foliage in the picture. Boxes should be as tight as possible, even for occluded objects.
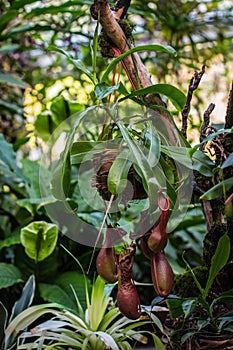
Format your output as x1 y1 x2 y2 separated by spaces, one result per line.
0 0 232 309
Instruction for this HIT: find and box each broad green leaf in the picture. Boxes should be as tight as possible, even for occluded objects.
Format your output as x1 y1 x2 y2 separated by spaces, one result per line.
119 84 186 111
166 298 184 319
107 150 132 195
56 271 91 310
182 299 197 318
161 146 214 176
144 122 161 167
9 275 35 323
192 150 215 176
101 44 176 83
0 263 23 289
51 96 82 127
21 159 40 198
221 153 233 169
94 83 121 100
34 112 55 141
39 284 77 310
161 146 192 168
0 73 29 88
204 233 230 298
48 45 95 83
71 141 104 164
0 302 7 346
0 233 21 251
20 221 58 262
200 177 233 200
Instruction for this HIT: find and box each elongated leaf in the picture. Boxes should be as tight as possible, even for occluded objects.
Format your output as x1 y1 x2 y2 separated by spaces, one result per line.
101 44 176 83
51 106 100 200
0 10 19 32
182 299 197 318
51 149 71 199
0 73 29 88
200 177 233 200
151 333 166 350
161 146 214 176
0 44 19 53
192 150 215 176
144 122 161 167
95 331 119 350
204 233 230 298
0 263 23 289
0 302 7 347
94 83 121 100
211 288 233 308
9 275 35 323
119 84 186 111
5 303 64 339
89 276 108 331
48 45 95 83
107 150 132 195
221 153 233 169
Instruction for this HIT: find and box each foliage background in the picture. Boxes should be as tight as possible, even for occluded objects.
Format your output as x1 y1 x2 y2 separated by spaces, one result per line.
0 0 233 317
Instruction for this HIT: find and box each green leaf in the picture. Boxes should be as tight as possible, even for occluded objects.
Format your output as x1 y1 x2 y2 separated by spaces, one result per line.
200 177 233 200
0 44 19 54
119 83 186 111
204 233 230 298
192 150 215 177
20 221 58 262
71 141 104 164
9 275 35 322
39 283 77 310
56 271 91 310
151 333 166 350
107 149 132 195
51 150 71 199
0 10 19 33
101 44 176 83
50 96 83 127
0 263 23 289
161 146 214 176
21 159 40 198
94 83 121 100
0 73 29 88
0 134 25 181
221 153 233 169
182 299 197 318
166 298 184 319
48 45 95 83
144 122 161 167
212 289 233 307
0 233 21 251
204 233 231 297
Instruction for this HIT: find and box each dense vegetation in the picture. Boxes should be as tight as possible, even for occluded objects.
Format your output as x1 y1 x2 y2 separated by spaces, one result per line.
0 0 233 349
